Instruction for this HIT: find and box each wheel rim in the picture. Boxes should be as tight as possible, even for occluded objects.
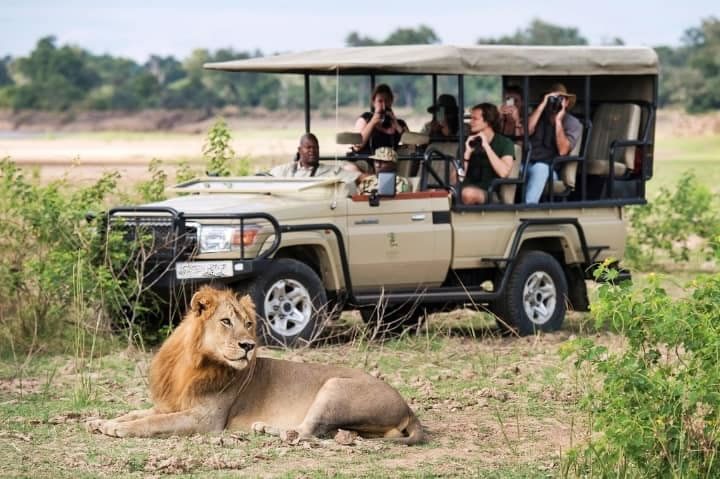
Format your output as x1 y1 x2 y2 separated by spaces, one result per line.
264 279 313 337
522 271 557 325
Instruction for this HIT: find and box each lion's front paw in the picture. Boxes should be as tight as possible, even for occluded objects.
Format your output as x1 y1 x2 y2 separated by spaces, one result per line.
251 421 268 434
85 419 127 437
86 418 105 434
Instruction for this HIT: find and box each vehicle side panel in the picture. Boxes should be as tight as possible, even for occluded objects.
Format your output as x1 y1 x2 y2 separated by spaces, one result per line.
451 207 626 269
346 194 451 290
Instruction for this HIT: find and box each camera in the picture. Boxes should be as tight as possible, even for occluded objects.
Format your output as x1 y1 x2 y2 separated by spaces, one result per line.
547 95 562 113
379 107 393 129
468 136 483 149
505 97 515 107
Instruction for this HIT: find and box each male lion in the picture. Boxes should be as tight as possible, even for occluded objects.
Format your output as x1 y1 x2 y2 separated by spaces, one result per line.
87 286 424 444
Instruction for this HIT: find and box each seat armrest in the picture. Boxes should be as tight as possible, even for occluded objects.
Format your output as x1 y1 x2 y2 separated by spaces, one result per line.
487 177 524 196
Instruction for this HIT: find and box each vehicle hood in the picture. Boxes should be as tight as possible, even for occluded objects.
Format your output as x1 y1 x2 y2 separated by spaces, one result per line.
143 193 334 220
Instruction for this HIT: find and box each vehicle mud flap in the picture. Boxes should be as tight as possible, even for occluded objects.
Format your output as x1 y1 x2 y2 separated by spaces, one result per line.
566 266 589 312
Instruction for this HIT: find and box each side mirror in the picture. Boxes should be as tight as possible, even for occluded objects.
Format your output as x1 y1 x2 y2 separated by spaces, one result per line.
369 171 397 207
377 171 397 197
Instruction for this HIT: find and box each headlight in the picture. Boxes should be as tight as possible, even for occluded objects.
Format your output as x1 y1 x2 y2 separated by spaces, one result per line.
198 225 259 253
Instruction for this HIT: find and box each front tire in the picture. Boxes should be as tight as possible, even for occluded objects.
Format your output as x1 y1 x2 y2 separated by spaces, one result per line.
495 251 568 335
243 258 327 347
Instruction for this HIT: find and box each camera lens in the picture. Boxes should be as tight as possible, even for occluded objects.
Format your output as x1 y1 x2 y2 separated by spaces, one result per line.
469 137 482 148
547 95 562 113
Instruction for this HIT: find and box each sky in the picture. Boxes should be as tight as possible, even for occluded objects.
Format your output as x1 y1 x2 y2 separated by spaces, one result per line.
1 0 718 62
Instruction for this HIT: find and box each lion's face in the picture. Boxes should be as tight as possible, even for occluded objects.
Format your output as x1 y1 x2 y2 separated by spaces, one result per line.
191 287 258 370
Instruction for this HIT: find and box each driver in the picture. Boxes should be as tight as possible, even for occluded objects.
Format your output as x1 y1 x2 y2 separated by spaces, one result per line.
269 133 335 177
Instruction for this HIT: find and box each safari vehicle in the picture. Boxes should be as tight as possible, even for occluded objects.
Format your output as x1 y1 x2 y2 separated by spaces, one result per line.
109 45 658 346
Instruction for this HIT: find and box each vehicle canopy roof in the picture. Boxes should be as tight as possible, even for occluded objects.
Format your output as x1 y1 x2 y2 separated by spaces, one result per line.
204 45 658 76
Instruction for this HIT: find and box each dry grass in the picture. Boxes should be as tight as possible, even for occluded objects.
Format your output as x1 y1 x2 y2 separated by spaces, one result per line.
0 310 616 478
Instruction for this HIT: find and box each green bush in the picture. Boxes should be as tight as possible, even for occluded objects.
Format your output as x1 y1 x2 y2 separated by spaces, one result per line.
627 171 720 269
0 159 138 354
135 158 167 202
201 117 251 177
0 121 255 354
562 262 720 477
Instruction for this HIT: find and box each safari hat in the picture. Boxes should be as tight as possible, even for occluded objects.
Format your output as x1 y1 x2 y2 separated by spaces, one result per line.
369 147 398 163
549 82 576 110
427 94 458 113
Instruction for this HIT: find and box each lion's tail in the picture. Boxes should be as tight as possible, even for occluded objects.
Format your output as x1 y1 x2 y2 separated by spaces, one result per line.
393 410 425 445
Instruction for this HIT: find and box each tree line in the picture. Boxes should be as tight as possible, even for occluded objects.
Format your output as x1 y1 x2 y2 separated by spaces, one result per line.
0 17 717 113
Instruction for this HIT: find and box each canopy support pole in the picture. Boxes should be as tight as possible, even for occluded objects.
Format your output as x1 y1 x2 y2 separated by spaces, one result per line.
304 73 310 133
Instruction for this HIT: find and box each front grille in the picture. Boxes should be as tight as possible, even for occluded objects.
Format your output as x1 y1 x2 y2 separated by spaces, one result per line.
110 216 197 262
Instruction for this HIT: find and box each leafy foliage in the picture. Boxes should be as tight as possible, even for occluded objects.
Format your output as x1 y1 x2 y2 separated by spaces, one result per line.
0 119 253 354
1 19 719 113
0 159 134 353
202 118 234 176
562 263 720 477
477 18 588 45
135 159 167 202
626 171 720 268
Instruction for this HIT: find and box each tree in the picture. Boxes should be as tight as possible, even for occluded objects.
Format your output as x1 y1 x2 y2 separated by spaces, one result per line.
675 17 720 112
345 26 441 107
0 56 12 87
145 55 185 85
11 36 99 110
477 19 588 45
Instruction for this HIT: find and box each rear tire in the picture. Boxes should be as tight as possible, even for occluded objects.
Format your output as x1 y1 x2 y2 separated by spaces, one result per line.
494 251 568 335
242 258 328 347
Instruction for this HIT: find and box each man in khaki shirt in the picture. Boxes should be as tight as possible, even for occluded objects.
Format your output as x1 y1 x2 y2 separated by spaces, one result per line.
270 133 335 177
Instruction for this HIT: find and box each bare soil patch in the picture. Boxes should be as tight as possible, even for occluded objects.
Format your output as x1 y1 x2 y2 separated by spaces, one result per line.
0 323 623 477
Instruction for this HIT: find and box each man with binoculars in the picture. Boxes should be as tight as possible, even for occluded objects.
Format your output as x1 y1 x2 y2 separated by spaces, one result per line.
524 82 582 203
459 103 515 205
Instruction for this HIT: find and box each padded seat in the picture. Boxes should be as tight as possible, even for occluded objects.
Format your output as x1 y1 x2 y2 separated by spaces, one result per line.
585 104 641 177
551 124 585 195
496 144 522 204
408 176 420 192
427 142 458 186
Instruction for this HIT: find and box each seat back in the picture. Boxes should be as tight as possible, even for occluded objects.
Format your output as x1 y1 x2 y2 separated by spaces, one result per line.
395 144 417 178
586 104 641 175
427 142 458 186
558 123 585 189
408 176 420 192
497 144 522 204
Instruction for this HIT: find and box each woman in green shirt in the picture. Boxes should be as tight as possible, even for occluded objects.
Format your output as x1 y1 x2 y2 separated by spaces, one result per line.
460 103 515 205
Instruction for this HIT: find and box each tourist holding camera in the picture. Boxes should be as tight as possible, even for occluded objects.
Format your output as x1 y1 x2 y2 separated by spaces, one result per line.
422 94 462 139
524 82 582 203
459 103 514 205
499 85 524 138
354 83 408 155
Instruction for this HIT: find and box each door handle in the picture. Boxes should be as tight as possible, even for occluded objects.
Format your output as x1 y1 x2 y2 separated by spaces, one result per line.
411 214 426 222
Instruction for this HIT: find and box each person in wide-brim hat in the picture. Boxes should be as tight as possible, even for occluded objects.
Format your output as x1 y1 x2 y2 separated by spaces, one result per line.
548 82 576 110
523 82 584 204
422 94 462 138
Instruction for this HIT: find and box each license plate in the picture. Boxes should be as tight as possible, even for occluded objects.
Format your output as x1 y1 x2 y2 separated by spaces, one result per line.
176 261 234 280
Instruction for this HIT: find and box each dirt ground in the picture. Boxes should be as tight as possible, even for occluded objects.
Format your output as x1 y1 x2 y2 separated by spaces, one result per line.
0 312 615 478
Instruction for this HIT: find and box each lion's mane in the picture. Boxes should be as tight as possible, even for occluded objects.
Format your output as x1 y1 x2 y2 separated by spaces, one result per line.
148 288 253 412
